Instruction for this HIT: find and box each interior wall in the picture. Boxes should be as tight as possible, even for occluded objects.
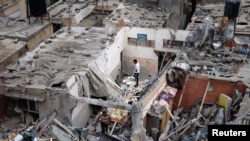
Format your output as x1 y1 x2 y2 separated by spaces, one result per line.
123 56 157 79
123 27 160 79
172 76 247 110
106 28 126 80
122 27 190 79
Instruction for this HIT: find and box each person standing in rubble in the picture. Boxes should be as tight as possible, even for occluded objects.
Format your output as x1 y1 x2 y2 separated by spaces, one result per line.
94 110 111 134
133 59 140 87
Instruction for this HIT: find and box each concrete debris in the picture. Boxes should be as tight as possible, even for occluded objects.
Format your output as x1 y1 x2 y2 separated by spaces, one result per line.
104 3 171 28
0 111 86 141
1 0 250 141
157 88 250 141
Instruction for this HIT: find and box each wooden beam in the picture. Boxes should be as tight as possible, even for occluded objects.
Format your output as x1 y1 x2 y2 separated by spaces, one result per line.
53 118 77 139
71 95 132 111
177 75 189 108
196 80 210 120
36 111 57 138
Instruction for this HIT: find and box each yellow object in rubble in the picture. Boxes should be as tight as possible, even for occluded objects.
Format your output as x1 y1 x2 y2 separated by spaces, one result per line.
107 108 128 121
8 133 17 140
217 93 232 122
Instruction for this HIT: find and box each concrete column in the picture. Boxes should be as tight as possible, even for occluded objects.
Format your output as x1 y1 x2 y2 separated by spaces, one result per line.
131 102 147 141
18 0 27 19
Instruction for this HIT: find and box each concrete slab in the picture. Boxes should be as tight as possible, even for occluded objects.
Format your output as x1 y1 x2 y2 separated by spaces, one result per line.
0 26 121 93
0 15 53 50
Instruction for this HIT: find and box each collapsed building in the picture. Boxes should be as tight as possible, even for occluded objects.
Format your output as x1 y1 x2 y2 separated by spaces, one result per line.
0 0 250 141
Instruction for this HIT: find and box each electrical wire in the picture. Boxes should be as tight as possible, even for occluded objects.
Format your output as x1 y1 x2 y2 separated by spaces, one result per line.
0 18 19 38
2 18 38 36
6 17 18 27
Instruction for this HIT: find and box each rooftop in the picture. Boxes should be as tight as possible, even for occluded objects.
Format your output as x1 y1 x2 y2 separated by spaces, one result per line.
103 3 171 28
0 26 115 88
175 1 250 87
0 16 51 41
47 0 95 26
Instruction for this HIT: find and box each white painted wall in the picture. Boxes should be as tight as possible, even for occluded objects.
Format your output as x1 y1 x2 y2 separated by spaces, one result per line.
122 27 190 78
154 28 172 50
123 27 158 60
66 75 79 96
106 28 126 79
71 102 92 128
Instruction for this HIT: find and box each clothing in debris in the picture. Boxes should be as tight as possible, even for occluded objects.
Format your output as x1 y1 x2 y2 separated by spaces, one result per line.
133 59 140 87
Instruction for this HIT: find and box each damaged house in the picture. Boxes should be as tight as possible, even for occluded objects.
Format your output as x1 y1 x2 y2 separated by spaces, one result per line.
0 0 250 141
0 2 190 139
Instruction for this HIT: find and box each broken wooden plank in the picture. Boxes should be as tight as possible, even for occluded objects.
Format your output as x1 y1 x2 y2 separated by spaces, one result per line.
177 75 189 108
36 111 57 138
53 118 78 140
196 80 210 120
162 118 197 140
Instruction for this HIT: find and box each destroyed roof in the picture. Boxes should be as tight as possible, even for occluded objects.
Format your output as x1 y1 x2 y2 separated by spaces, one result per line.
186 3 225 31
0 27 124 98
167 1 250 88
103 3 171 28
186 1 250 35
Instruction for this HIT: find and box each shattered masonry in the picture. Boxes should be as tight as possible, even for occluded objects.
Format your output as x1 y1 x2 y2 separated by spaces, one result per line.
0 0 250 141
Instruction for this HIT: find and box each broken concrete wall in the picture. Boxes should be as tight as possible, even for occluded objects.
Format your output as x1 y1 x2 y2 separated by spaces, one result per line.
65 75 93 127
37 88 92 127
37 89 75 121
141 70 167 117
155 29 190 51
26 23 53 50
106 28 126 80
157 0 187 29
172 76 247 110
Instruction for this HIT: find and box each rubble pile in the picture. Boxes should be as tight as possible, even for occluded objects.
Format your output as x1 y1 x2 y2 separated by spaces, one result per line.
158 88 250 141
167 17 249 80
104 3 171 28
0 111 88 141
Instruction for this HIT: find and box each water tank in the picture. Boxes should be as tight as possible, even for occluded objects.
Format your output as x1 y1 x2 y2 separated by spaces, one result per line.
224 0 240 19
28 0 47 17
